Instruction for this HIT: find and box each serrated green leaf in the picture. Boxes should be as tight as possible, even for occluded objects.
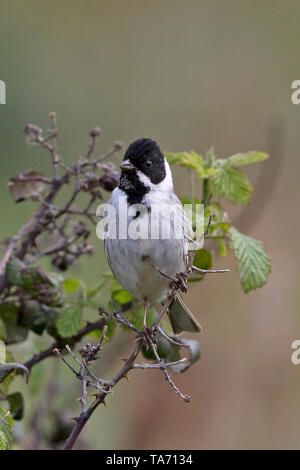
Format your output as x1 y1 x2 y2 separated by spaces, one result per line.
56 306 82 338
208 164 253 204
226 151 268 168
229 227 271 293
0 407 14 450
165 151 217 179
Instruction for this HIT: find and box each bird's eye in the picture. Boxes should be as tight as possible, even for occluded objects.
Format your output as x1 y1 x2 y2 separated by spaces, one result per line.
144 161 152 168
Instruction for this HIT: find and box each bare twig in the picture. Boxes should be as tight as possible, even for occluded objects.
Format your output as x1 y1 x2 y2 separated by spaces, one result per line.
23 317 106 371
62 342 141 450
192 266 230 274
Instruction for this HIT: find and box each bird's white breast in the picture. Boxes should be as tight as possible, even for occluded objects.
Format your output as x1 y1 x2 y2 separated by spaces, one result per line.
104 187 188 303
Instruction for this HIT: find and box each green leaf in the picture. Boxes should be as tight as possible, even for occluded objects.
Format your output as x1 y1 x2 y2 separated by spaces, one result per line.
62 279 80 294
226 151 268 168
111 287 132 304
0 304 28 344
0 407 14 450
20 301 46 335
165 151 217 179
208 163 253 204
189 249 213 282
204 202 222 222
142 331 172 361
27 362 45 395
8 170 47 203
6 392 24 420
217 239 227 258
45 307 60 339
205 147 216 166
141 333 201 374
56 306 82 338
0 362 29 384
193 249 213 270
0 319 6 341
5 258 24 287
229 227 271 293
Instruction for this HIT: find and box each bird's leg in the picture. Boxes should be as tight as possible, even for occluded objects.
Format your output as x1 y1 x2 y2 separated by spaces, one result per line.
171 272 188 292
142 300 150 329
137 300 156 349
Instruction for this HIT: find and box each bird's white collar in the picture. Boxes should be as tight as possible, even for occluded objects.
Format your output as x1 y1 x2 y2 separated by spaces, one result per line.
136 158 173 193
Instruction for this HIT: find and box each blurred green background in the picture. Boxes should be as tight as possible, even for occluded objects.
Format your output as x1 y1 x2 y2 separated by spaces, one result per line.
0 0 299 449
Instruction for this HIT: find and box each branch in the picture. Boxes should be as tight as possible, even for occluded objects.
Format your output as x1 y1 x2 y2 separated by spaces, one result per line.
59 299 194 449
62 342 141 450
23 318 106 371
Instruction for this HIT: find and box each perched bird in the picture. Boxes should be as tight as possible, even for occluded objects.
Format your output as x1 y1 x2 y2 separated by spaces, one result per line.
103 138 201 334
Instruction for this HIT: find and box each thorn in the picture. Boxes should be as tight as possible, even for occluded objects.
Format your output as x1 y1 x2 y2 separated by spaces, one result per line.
68 416 79 422
118 357 127 361
123 374 129 382
76 396 82 402
102 400 106 408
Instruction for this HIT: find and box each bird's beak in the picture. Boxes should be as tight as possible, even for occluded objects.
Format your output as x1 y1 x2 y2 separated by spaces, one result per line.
120 160 135 171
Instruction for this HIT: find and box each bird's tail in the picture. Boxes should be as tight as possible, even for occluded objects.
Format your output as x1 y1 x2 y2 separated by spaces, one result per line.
167 293 202 334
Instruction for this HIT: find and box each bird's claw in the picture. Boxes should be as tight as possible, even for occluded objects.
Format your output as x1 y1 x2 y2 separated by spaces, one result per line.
138 325 156 348
171 272 188 292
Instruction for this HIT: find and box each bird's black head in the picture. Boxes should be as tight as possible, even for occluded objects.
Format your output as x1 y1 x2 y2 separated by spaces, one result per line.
121 138 166 184
119 138 167 204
